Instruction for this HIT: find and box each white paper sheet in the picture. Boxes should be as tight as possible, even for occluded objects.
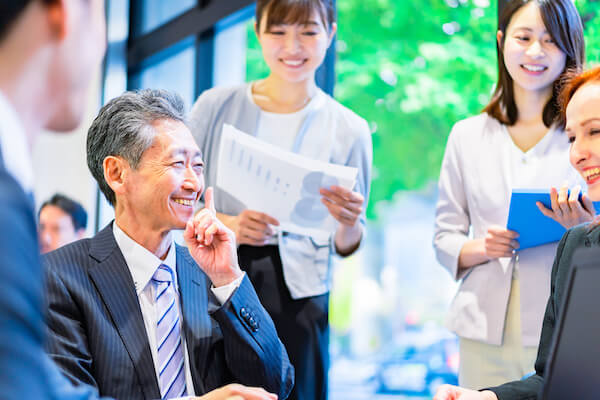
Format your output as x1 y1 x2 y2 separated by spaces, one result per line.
216 124 358 238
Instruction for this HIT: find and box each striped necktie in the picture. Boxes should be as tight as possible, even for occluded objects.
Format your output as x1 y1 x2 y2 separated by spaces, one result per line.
152 264 187 399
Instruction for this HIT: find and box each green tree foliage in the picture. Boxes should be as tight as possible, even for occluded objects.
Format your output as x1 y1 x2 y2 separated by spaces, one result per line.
247 0 600 219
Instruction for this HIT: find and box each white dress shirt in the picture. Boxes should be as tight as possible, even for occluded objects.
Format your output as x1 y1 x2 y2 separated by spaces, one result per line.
112 222 243 397
434 113 583 346
0 90 34 192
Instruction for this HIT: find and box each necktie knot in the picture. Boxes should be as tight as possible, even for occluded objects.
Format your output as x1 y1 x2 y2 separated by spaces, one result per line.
152 264 174 284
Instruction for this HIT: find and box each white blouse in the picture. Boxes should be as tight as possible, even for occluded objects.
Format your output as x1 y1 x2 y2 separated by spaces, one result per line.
434 113 582 346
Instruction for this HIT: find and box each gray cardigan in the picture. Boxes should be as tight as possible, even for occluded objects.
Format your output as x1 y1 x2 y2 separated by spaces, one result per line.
188 84 372 299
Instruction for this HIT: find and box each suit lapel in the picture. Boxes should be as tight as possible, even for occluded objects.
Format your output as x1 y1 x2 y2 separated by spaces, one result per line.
176 246 211 394
88 225 161 399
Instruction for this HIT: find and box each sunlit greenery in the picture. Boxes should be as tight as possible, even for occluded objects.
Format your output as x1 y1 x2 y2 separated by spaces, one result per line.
247 0 600 220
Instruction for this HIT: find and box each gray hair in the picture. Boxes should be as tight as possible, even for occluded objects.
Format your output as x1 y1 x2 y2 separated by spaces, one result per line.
86 89 187 206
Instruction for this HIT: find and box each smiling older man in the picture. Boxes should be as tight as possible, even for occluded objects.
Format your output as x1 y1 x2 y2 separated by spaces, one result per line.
43 89 294 400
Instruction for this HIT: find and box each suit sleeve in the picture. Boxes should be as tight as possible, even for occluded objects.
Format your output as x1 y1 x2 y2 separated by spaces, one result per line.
0 174 53 400
44 266 100 390
45 352 105 400
0 172 103 400
487 229 571 399
209 275 294 399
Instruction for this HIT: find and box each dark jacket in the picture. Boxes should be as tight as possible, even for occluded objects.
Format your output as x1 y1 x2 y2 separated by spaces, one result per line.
0 152 101 400
44 224 294 400
489 224 595 399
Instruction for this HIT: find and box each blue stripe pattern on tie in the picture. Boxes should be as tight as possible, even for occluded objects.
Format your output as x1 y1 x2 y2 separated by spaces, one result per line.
152 264 187 399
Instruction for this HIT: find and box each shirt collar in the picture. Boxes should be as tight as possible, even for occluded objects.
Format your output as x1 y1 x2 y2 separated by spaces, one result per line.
0 90 34 192
112 222 178 295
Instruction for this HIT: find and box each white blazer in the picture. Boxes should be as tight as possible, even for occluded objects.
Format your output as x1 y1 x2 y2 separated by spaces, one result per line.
434 113 582 346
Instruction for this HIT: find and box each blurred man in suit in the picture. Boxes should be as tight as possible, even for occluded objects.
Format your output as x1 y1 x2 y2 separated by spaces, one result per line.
0 1 106 399
44 89 294 400
39 193 88 253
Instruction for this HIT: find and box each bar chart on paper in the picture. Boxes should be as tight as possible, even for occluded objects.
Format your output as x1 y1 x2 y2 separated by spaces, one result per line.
216 124 357 237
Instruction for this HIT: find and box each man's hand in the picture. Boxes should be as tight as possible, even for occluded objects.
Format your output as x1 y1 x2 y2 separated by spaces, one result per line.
484 225 519 259
184 187 243 287
536 184 595 229
320 185 364 227
219 210 279 246
194 384 277 400
433 385 498 400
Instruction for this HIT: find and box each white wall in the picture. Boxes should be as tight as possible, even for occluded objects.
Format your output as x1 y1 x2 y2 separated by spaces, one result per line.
31 72 102 238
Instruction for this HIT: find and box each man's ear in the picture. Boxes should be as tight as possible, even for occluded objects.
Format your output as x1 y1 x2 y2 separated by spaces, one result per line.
46 0 68 40
103 156 128 197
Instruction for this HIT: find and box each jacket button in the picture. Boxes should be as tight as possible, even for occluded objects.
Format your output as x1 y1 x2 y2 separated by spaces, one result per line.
240 307 249 318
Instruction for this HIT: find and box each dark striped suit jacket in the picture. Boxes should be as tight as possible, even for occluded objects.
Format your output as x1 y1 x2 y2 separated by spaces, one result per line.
43 224 294 400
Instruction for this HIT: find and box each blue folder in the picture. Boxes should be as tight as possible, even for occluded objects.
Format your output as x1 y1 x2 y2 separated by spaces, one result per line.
507 189 600 250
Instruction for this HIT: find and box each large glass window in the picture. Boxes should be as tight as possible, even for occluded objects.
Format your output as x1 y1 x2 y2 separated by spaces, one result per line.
137 0 196 35
131 38 196 109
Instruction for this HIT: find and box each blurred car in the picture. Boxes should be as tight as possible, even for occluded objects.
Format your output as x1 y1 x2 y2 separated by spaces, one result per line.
375 328 459 396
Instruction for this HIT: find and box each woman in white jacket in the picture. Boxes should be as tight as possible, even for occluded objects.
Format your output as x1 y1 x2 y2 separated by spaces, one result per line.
434 0 589 389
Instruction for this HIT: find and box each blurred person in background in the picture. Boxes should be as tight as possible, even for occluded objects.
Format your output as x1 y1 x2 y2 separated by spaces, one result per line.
188 0 372 398
39 193 88 253
434 0 589 389
0 0 107 399
434 65 600 400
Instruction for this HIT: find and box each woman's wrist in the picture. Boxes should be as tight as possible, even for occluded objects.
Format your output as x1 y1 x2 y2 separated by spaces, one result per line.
458 238 490 270
334 223 363 256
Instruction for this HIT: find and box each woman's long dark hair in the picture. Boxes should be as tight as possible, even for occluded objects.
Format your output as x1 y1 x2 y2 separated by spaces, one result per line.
483 0 585 128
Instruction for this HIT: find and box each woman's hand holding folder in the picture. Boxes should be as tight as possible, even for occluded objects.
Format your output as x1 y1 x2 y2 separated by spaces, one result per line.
535 184 594 229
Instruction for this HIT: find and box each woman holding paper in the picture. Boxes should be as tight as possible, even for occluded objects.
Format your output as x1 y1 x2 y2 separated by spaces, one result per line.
187 1 371 399
434 0 591 389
